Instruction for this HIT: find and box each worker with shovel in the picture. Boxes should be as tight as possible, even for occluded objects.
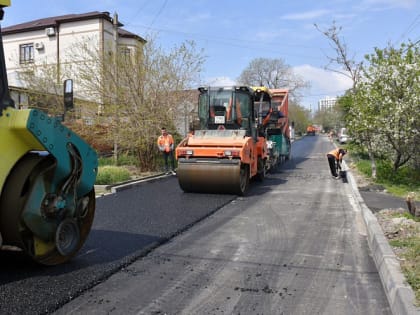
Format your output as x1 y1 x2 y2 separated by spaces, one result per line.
327 148 347 179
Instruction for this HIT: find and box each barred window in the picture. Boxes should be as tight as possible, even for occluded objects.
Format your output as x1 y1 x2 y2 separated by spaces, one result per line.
19 43 34 64
119 47 132 63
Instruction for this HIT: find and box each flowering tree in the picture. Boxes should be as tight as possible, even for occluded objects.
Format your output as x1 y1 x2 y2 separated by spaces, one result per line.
348 42 420 173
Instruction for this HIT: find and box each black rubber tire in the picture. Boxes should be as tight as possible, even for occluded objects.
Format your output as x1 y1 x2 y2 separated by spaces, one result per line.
255 157 266 182
236 164 249 196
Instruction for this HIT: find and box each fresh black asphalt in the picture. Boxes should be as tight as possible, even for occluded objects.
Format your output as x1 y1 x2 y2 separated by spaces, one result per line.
0 177 235 314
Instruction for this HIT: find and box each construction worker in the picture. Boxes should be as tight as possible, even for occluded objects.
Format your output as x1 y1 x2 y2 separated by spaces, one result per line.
327 147 347 178
226 98 242 125
157 127 176 175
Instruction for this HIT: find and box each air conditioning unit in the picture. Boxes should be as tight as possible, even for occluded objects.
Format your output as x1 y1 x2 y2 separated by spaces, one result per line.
45 27 55 36
34 42 44 50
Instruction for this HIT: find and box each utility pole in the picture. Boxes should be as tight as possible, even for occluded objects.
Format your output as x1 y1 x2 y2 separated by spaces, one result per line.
112 12 119 163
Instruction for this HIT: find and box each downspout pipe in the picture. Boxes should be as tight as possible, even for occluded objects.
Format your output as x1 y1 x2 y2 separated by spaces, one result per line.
0 6 14 114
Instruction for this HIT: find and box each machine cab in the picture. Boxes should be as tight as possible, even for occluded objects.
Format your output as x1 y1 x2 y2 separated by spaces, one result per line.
253 87 272 120
252 86 274 135
198 86 254 135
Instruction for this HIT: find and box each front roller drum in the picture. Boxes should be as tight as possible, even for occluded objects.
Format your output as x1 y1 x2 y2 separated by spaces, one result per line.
177 159 249 195
0 154 95 265
38 189 95 266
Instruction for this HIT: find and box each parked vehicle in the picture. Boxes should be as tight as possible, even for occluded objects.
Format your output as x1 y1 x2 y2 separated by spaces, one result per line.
338 128 350 144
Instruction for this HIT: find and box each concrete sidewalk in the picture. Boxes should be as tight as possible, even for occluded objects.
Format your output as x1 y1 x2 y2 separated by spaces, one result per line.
346 168 419 315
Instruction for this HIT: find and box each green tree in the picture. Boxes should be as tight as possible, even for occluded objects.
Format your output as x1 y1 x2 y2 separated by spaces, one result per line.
313 99 344 132
350 42 420 172
346 85 381 178
289 100 311 135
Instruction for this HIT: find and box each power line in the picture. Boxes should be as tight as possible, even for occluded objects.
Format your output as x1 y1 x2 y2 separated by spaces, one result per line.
124 0 151 27
147 0 168 30
132 22 316 49
124 0 168 31
394 13 420 45
128 22 326 61
402 38 420 52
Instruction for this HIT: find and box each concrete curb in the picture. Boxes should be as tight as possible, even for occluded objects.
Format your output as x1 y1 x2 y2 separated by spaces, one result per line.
346 163 419 315
109 173 169 193
94 173 170 197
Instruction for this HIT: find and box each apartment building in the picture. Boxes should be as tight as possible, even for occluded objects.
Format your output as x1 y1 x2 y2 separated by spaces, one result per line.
2 11 146 107
318 96 337 112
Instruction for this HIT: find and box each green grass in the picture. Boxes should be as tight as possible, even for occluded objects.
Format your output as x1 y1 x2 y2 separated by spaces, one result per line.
395 237 420 305
98 154 139 167
350 147 420 305
388 218 420 305
353 159 420 198
96 165 131 185
391 212 420 223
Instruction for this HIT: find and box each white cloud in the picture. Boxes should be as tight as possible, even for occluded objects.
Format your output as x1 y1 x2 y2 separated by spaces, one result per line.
293 64 353 109
360 0 416 9
294 64 353 95
281 9 331 21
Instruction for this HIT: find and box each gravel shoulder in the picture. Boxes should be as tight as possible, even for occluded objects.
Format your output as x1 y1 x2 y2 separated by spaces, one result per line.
350 164 420 307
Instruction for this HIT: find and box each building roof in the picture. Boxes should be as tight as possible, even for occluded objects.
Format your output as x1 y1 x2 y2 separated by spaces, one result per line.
117 27 146 42
2 11 146 43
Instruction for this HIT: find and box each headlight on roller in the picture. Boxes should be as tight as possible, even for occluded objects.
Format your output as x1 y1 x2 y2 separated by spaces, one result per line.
179 149 194 156
224 150 239 157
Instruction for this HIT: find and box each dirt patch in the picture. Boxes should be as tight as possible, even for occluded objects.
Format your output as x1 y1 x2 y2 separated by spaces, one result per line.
376 209 419 238
349 163 419 305
375 208 419 255
348 163 386 192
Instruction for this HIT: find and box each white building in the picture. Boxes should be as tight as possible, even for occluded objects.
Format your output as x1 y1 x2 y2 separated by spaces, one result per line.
2 11 146 107
318 96 337 112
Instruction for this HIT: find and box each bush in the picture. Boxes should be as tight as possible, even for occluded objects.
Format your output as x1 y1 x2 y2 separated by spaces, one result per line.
355 160 372 177
95 166 131 185
98 154 139 167
354 155 420 197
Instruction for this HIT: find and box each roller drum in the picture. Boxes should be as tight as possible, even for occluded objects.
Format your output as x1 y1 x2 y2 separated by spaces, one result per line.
177 158 249 195
0 153 96 265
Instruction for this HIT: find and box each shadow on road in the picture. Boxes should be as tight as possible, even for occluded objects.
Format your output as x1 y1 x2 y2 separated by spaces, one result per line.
0 229 161 285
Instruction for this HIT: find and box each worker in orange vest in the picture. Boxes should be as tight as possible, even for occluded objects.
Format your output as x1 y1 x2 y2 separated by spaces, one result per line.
187 126 194 137
157 127 176 175
226 98 242 125
327 147 347 178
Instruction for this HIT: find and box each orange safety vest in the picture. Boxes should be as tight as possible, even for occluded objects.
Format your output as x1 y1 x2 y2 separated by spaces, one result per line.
226 99 242 124
327 148 345 160
157 134 174 152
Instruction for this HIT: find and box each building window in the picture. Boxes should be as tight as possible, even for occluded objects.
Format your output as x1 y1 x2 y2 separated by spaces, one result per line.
119 47 132 61
19 43 34 64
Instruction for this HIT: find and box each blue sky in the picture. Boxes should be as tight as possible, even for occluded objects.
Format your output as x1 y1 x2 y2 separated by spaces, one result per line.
2 0 419 110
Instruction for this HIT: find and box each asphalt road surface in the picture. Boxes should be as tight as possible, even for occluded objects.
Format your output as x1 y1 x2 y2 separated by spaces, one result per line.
0 135 391 314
